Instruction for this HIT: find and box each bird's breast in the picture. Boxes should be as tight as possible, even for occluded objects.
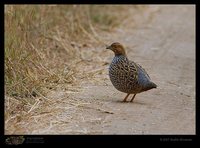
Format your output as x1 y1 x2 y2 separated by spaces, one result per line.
109 56 140 93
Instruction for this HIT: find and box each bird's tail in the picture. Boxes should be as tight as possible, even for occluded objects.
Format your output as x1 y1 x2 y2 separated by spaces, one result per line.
143 81 157 91
150 81 157 88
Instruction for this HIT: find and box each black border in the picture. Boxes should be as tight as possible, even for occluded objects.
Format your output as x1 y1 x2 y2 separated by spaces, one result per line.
2 0 198 4
2 0 199 146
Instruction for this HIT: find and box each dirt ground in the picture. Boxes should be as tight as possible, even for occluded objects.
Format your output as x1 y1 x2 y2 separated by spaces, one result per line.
5 5 195 135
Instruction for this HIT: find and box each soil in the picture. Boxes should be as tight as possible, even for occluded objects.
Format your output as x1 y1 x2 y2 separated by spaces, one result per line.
5 5 195 135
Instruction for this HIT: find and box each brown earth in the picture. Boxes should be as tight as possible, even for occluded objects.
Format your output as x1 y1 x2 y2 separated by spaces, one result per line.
5 5 195 135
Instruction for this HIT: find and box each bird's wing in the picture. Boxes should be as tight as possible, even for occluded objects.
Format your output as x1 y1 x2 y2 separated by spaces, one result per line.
128 61 139 80
135 62 151 79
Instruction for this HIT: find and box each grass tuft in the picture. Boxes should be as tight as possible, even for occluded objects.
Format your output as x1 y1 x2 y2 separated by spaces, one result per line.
5 5 127 99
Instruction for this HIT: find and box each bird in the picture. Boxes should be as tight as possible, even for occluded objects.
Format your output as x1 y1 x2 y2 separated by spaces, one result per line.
106 42 157 102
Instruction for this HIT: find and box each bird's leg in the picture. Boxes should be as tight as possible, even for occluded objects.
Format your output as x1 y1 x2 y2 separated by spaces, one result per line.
130 94 136 102
123 93 130 102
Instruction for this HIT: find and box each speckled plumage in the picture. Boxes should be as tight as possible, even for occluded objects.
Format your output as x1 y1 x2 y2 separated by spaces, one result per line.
107 42 157 102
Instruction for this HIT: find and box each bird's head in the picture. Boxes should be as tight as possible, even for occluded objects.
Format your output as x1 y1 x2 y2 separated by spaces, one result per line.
106 42 126 56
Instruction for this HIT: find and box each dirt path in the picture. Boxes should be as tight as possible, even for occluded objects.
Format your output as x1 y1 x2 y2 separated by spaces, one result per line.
65 5 195 135
5 5 195 135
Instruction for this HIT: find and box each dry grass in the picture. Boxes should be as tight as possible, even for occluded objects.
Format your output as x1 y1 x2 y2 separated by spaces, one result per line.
5 5 125 99
4 5 148 134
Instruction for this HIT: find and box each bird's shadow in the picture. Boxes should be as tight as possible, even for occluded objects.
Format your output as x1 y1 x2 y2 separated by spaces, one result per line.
115 100 147 105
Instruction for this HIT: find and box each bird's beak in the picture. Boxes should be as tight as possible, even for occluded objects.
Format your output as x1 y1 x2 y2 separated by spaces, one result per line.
106 45 111 49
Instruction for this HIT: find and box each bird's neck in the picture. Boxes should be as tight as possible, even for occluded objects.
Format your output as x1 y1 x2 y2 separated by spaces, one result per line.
114 51 126 56
113 55 129 63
